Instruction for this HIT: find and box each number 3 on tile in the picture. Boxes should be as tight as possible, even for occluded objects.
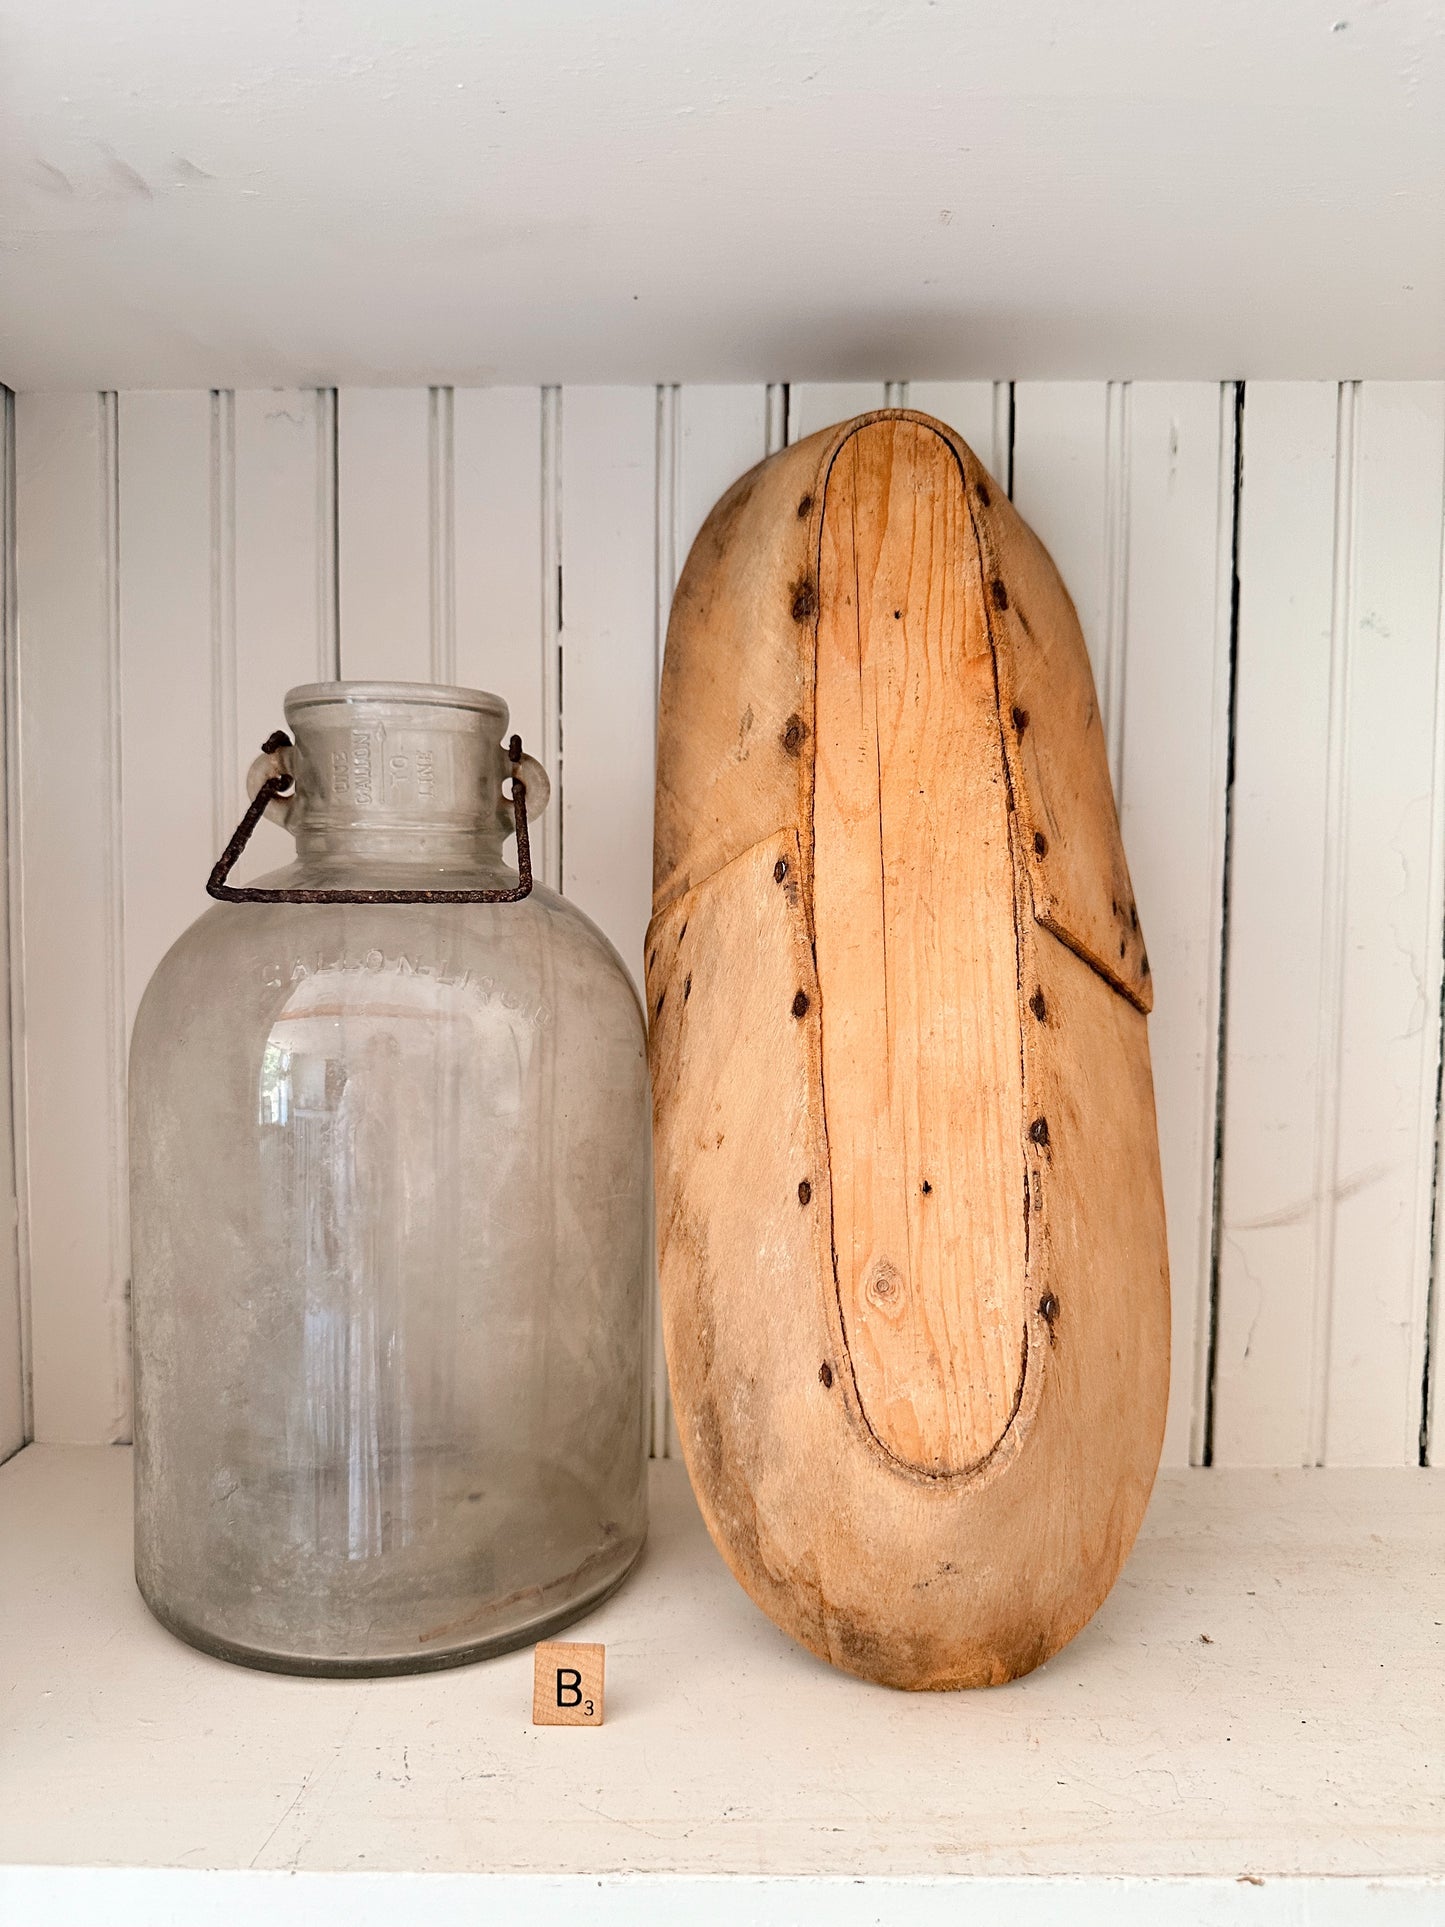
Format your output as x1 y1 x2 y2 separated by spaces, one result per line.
532 1641 605 1726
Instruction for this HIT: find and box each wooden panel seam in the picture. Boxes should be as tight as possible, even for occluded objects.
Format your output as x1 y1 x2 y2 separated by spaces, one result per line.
1429 418 1445 1464
1415 391 1445 1469
997 383 1015 500
1103 382 1130 799
1196 380 1243 1466
0 385 27 1454
655 386 678 699
651 382 678 1456
766 385 787 455
1307 380 1356 1467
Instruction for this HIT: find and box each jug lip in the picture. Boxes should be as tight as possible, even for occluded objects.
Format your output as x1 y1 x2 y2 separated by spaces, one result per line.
284 680 509 720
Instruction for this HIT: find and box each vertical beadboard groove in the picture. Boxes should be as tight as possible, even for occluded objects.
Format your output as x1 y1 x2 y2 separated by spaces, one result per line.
651 382 680 1456
1430 556 1445 1470
317 388 339 679
1116 385 1236 1465
100 392 130 1441
1307 381 1357 1466
209 391 237 852
1102 383 1131 798
1431 1086 1444 1461
429 386 456 685
0 386 25 1455
765 384 788 455
1418 409 1445 1467
655 385 679 694
540 386 563 894
996 382 1015 496
1198 380 1244 1466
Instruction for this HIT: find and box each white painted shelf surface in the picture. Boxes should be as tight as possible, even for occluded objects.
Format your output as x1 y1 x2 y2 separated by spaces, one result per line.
1 0 1441 385
1 1449 1440 1923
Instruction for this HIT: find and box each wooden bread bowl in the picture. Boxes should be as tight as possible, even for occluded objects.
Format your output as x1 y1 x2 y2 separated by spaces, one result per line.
647 411 1169 1689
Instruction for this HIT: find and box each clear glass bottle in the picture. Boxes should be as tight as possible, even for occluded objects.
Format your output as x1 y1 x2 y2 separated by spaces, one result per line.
130 681 650 1675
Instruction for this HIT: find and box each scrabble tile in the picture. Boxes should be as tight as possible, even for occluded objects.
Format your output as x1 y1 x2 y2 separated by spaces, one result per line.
532 1641 604 1726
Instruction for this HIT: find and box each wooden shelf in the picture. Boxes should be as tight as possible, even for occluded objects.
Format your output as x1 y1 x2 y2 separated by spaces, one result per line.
1 1447 1441 1922
1 5 1439 386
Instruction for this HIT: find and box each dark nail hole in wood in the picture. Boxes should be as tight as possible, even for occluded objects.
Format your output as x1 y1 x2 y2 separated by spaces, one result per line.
798 1179 812 1205
782 714 807 755
1029 988 1047 1021
791 990 810 1019
790 579 817 622
819 1360 834 1389
1012 706 1029 736
921 1180 932 1194
774 858 788 883
1033 831 1048 857
893 609 902 620
1029 1116 1050 1147
797 493 813 519
990 578 1009 610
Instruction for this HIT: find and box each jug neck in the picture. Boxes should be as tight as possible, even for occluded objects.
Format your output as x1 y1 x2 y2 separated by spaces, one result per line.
282 682 514 874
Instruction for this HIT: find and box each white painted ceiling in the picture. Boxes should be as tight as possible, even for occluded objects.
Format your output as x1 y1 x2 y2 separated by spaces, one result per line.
1 0 1441 389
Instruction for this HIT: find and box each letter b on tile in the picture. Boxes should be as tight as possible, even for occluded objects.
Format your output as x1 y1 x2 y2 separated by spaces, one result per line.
533 1642 604 1725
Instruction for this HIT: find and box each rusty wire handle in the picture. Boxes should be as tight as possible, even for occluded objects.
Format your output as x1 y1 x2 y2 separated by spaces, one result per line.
206 731 534 905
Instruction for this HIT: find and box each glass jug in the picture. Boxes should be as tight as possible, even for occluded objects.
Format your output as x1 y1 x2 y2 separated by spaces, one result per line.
130 681 650 1675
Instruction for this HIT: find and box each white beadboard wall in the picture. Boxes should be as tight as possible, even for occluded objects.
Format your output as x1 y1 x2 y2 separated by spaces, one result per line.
3 380 1443 1469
